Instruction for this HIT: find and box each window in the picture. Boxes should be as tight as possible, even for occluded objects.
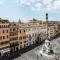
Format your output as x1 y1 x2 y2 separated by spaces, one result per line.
23 36 26 39
33 41 34 44
20 42 22 44
13 38 15 40
20 37 22 40
8 25 9 27
3 30 5 33
13 28 15 31
14 24 16 26
6 25 7 28
4 25 5 28
2 25 3 28
7 30 8 33
7 35 8 38
24 30 25 32
27 43 28 46
54 27 56 29
24 41 26 43
0 25 1 28
0 42 4 45
24 44 26 48
4 41 9 44
32 34 34 37
3 36 5 39
20 30 21 33
0 36 2 40
10 29 12 31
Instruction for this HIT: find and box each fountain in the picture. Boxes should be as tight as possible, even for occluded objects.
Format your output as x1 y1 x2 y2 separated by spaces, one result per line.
39 39 58 58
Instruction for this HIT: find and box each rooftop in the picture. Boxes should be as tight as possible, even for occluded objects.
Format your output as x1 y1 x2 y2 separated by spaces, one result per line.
0 18 9 23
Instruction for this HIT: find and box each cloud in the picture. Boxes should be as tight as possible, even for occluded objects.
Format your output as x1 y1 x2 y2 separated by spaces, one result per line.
16 0 60 12
16 0 35 6
42 0 52 5
0 1 4 5
20 0 31 6
31 3 43 11
53 0 60 9
16 0 19 3
47 0 60 11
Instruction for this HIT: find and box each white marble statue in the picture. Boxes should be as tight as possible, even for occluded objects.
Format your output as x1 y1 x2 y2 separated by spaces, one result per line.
42 39 53 55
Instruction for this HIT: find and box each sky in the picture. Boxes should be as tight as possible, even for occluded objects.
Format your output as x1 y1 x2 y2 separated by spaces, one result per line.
0 0 60 22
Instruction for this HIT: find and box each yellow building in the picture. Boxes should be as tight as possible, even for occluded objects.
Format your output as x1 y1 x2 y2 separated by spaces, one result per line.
58 24 60 33
18 23 26 49
0 19 10 56
48 24 59 39
9 22 19 53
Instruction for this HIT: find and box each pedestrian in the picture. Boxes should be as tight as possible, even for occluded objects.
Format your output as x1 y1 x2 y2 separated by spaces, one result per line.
40 54 42 57
37 47 39 50
37 54 39 59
